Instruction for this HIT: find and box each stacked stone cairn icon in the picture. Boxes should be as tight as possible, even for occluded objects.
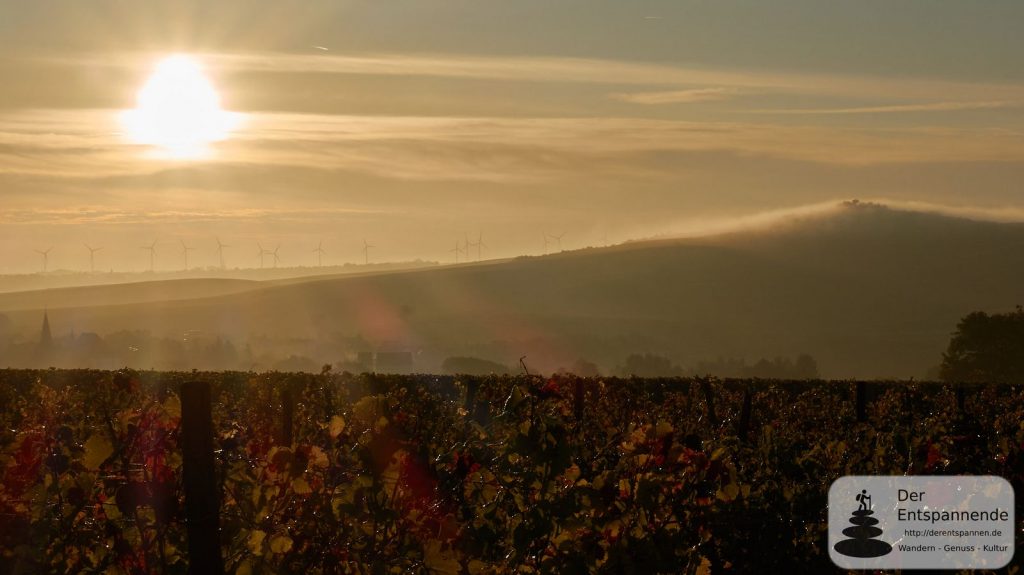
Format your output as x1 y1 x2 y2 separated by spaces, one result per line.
833 505 893 558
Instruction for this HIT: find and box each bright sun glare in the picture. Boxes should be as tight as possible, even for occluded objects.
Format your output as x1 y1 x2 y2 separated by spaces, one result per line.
121 55 241 158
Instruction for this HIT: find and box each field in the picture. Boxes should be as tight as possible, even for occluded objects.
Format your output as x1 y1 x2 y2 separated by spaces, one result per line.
1 370 1022 574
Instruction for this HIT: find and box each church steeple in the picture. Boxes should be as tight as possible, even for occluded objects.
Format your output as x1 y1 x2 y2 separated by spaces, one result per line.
40 310 52 348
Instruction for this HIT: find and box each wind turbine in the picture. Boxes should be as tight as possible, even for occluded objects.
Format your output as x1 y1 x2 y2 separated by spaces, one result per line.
471 232 486 260
34 247 53 273
542 233 550 255
257 242 270 269
272 245 281 268
362 239 374 265
216 237 229 269
550 232 565 252
449 240 462 264
313 240 326 267
141 240 157 272
84 244 103 273
180 239 196 270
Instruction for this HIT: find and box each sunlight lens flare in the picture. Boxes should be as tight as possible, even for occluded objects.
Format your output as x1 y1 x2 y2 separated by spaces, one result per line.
121 55 241 158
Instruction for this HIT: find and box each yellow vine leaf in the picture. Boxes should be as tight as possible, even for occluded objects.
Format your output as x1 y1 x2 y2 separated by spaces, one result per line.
717 482 740 502
246 530 266 554
83 434 113 469
292 477 312 495
269 533 293 554
329 415 346 438
424 541 460 574
162 395 181 418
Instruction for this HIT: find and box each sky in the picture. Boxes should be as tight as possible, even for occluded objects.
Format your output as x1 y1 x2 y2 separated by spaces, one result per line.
1 0 1023 273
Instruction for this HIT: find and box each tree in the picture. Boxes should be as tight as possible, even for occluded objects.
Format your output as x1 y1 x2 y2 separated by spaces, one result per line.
441 356 509 375
692 354 819 379
941 307 1024 383
570 358 600 377
617 353 681 377
554 358 601 377
793 354 820 379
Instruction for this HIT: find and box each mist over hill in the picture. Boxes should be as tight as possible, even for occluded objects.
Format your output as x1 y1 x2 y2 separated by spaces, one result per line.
1 202 1022 378
0 260 439 295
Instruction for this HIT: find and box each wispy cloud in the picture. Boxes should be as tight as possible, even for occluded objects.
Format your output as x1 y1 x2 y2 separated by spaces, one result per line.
0 206 385 226
36 51 1024 103
4 109 1024 191
206 53 1024 102
751 100 1018 115
662 198 1024 240
857 199 1024 223
610 88 735 105
153 113 1024 169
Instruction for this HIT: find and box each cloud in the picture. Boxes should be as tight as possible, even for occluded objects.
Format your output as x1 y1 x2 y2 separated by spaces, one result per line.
750 100 1018 115
660 198 1024 240
0 206 384 226
857 199 1024 223
609 88 735 105
202 113 1024 168
660 200 850 239
3 109 1024 194
34 51 1024 104
205 53 1024 102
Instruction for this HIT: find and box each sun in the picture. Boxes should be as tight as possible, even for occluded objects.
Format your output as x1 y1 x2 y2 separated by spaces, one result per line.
121 55 241 158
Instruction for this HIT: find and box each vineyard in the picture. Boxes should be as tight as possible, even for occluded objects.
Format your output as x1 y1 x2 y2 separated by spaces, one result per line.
1 369 1022 574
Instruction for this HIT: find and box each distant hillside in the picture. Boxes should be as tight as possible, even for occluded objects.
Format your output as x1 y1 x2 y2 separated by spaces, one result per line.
0 260 439 294
0 278 260 313
3 202 1023 378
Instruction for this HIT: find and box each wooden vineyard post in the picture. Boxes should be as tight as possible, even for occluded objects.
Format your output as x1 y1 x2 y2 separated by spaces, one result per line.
180 381 225 575
573 379 585 423
321 368 334 424
738 384 752 442
855 381 866 423
280 384 295 447
464 380 479 415
903 386 914 429
322 381 333 424
700 378 718 426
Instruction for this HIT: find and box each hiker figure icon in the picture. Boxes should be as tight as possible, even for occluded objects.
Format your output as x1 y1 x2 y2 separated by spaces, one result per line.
856 489 871 512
